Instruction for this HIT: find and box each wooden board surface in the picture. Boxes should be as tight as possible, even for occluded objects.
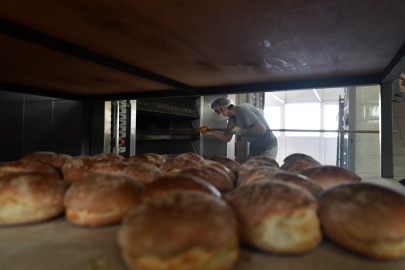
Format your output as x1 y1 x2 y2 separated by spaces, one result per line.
1 217 405 270
0 0 405 96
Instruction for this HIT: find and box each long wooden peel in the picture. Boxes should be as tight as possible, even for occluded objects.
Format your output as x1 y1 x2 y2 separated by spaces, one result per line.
153 128 396 134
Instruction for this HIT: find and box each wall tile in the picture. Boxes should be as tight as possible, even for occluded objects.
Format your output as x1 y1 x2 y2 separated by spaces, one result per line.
393 138 404 147
356 103 365 121
394 156 405 166
394 166 405 179
394 147 405 156
399 123 405 130
356 137 380 155
364 103 379 120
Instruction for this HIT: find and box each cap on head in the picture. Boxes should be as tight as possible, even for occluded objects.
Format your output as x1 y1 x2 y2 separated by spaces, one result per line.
211 98 233 110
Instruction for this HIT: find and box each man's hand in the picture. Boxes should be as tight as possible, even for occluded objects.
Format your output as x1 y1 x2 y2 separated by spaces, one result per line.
198 126 211 135
229 126 242 135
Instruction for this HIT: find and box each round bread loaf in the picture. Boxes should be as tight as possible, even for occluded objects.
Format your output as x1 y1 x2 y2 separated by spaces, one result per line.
64 173 144 226
281 154 321 174
208 156 240 182
85 159 127 176
177 165 234 192
20 151 56 161
301 165 361 190
93 153 125 161
318 183 405 259
256 172 323 197
237 166 282 186
176 153 205 163
126 153 166 168
40 154 72 168
141 175 221 201
283 153 313 163
237 160 276 176
0 160 61 178
118 192 240 270
200 160 234 183
116 163 164 185
60 156 94 183
249 156 280 168
0 172 66 225
224 181 322 254
161 155 202 175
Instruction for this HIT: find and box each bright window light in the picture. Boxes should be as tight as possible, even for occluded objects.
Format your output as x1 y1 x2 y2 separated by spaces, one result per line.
285 103 320 136
324 104 339 137
264 106 281 137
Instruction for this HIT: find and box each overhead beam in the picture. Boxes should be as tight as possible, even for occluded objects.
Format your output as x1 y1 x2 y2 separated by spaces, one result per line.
313 89 322 102
381 39 405 83
0 18 197 94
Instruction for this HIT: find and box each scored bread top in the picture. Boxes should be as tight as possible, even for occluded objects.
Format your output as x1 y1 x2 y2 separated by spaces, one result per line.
115 163 164 184
0 160 61 178
301 165 361 190
237 166 282 186
126 153 166 168
118 191 238 257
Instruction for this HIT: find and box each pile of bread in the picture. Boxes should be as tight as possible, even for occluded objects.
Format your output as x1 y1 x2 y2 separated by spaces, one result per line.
1 151 405 270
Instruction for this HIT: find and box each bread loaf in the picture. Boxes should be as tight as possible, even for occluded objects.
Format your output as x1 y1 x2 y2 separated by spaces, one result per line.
118 192 240 270
237 166 282 186
237 160 276 175
200 160 234 183
301 165 361 189
20 151 56 161
0 172 66 225
318 183 405 259
249 156 279 168
85 159 127 176
41 154 72 168
208 156 240 182
140 175 221 201
281 154 321 174
177 165 234 192
93 153 125 161
60 156 94 183
116 163 164 185
64 173 144 226
225 181 322 254
161 154 203 175
126 153 166 168
0 160 61 178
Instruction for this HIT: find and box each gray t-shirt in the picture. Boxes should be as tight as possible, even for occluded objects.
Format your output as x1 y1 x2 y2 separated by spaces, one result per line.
225 103 277 156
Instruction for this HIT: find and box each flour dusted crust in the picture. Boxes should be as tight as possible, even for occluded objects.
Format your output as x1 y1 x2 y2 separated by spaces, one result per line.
141 175 221 201
237 160 277 175
224 181 322 254
281 154 321 174
60 156 94 183
20 152 56 162
0 172 67 225
0 160 61 178
237 166 282 187
249 156 280 168
301 165 361 190
93 153 125 161
256 172 323 197
208 156 240 182
161 154 204 175
40 154 72 168
126 153 166 168
118 192 240 270
177 165 234 192
116 163 164 185
318 183 405 259
85 159 127 176
64 173 144 226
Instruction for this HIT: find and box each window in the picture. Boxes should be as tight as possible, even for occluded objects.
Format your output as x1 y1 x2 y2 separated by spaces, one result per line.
264 106 281 136
323 104 339 137
285 103 320 136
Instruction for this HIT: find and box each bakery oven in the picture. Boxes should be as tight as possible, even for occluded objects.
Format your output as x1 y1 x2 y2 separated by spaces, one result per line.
103 95 234 159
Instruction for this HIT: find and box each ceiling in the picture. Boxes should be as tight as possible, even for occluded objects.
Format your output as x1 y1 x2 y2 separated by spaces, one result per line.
0 0 404 100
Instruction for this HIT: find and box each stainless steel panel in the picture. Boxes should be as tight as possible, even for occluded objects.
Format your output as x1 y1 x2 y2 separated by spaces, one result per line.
114 101 120 154
103 101 111 153
380 83 393 178
130 100 136 157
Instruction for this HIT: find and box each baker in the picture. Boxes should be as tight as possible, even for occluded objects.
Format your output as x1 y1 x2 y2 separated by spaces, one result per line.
198 98 278 160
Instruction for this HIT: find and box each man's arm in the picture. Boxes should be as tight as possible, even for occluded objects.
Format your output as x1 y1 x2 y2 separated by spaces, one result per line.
212 131 233 142
239 119 266 135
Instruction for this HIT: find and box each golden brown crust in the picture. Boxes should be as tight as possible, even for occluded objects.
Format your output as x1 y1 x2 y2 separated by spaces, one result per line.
40 154 72 168
249 156 280 168
177 165 234 192
237 166 282 187
118 192 239 270
283 153 314 163
85 159 127 176
0 160 61 178
200 160 234 183
301 165 361 190
60 156 94 183
64 173 144 226
280 154 321 174
224 181 321 254
20 151 56 161
126 153 166 168
93 153 125 161
237 160 276 175
318 183 405 259
256 172 323 197
208 156 240 182
160 155 202 175
0 172 67 225
116 163 164 185
141 175 221 201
